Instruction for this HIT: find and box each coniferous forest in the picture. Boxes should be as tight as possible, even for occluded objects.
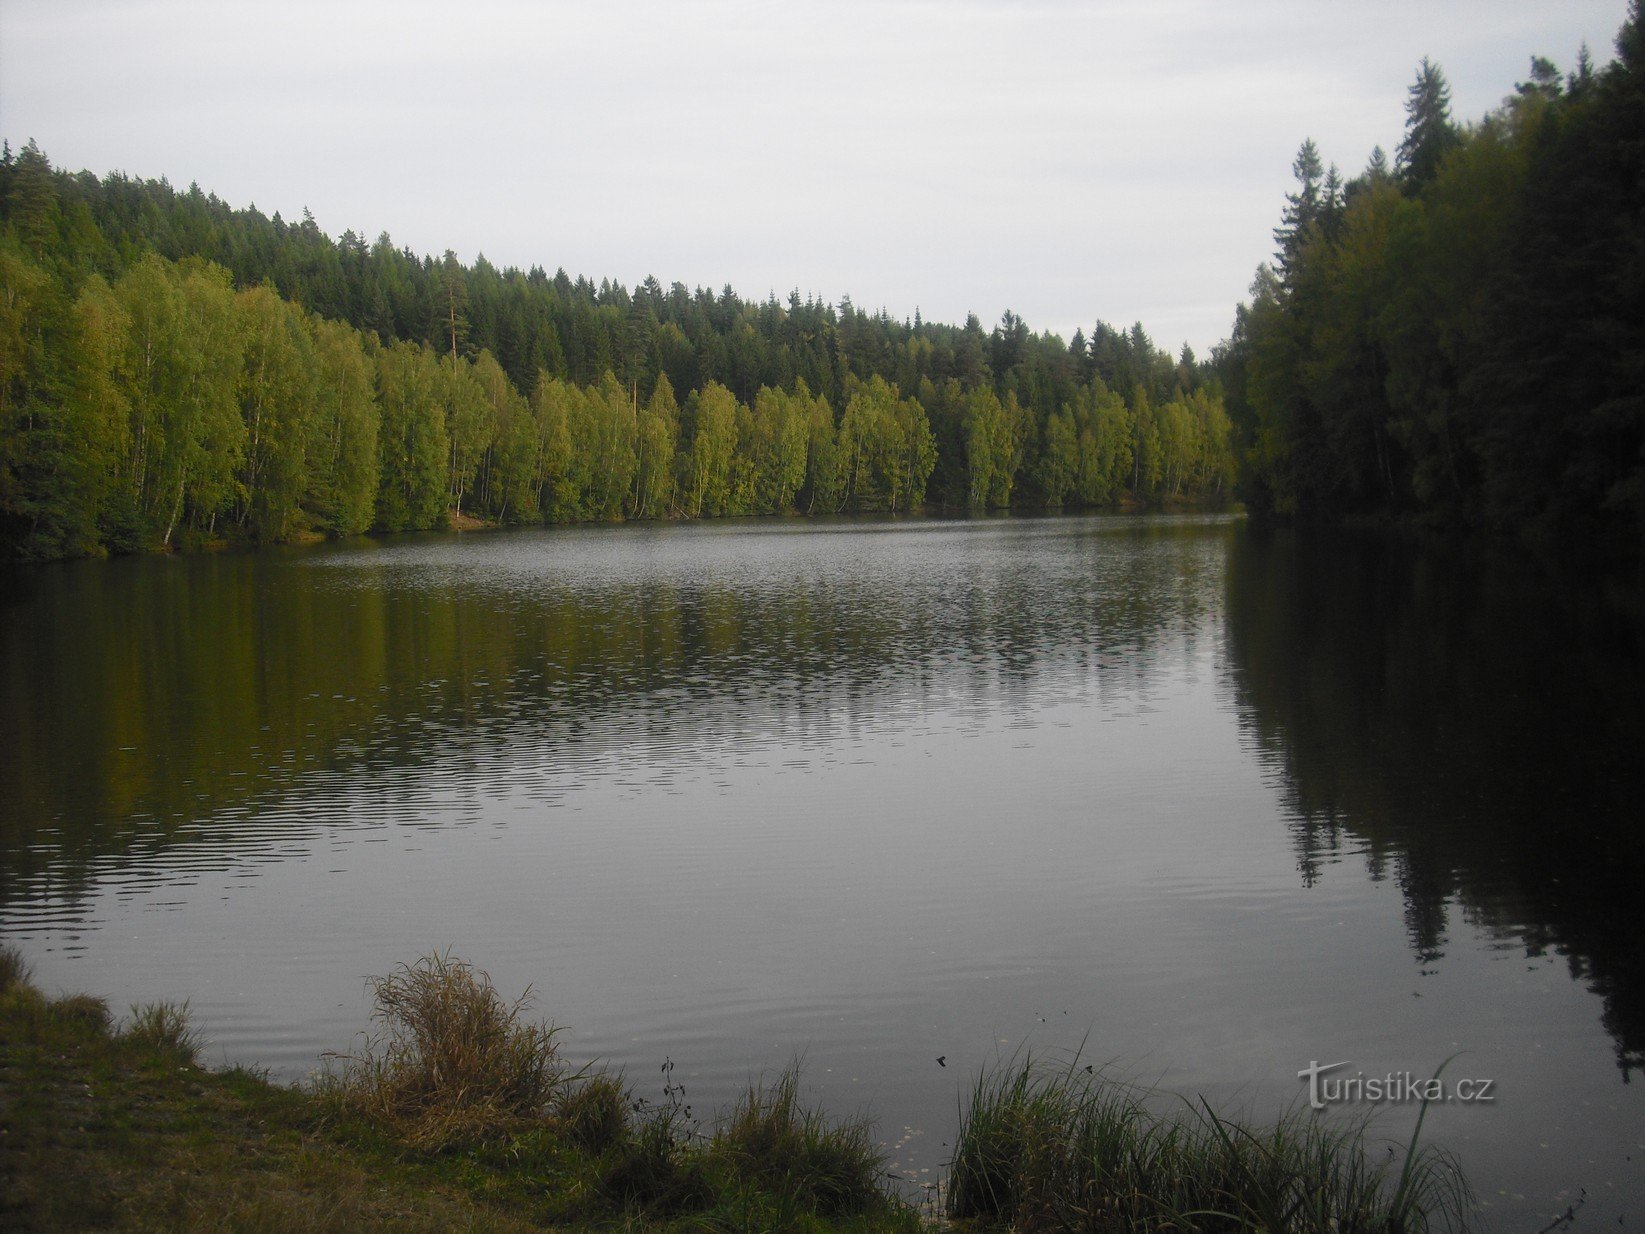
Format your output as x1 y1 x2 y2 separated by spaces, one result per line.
1217 3 1645 538
0 3 1640 562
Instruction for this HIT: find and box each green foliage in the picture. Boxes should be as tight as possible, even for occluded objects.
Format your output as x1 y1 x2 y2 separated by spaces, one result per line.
437 349 491 514
307 316 379 535
0 240 129 556
1397 58 1462 191
235 284 316 540
747 385 812 513
632 371 678 519
837 375 936 512
109 255 245 547
1 143 1238 561
468 348 535 523
1130 389 1164 496
1220 11 1645 538
1071 381 1134 505
963 385 1009 508
681 379 739 516
804 382 845 514
529 373 576 520
583 370 638 519
373 339 449 531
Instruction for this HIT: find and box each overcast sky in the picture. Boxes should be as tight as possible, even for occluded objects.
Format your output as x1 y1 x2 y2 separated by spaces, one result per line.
0 0 1629 355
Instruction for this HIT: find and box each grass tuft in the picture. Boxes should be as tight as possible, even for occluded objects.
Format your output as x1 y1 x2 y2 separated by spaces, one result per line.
324 949 565 1149
948 1054 1474 1233
558 1069 631 1152
52 992 112 1031
708 1064 890 1219
123 1000 200 1062
0 942 32 993
598 1110 713 1214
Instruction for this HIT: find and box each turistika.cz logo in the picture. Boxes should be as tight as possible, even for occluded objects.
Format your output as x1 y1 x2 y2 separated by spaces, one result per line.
1296 1060 1496 1110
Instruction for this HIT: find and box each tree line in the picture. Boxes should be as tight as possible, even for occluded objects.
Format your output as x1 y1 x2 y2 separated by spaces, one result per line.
17 1 1633 561
1215 2 1645 539
0 145 1234 560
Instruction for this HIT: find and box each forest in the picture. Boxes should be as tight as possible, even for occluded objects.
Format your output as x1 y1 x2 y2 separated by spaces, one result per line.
2 2 1640 561
0 141 1231 561
1216 2 1644 538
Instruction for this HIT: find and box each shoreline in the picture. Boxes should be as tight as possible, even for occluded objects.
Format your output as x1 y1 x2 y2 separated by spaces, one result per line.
1 946 1474 1233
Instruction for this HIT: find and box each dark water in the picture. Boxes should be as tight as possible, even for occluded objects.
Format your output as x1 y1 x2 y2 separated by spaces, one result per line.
2 515 1641 1225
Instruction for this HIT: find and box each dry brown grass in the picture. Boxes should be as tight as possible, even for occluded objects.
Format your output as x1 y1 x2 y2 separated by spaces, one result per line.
323 951 566 1149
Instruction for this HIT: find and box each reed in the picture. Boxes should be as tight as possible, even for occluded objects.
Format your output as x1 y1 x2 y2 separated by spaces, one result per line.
947 1054 1473 1233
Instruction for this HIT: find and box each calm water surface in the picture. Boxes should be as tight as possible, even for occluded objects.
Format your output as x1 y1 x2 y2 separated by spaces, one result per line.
2 515 1641 1225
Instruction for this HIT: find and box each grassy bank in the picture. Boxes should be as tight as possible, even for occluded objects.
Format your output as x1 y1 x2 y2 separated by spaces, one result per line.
1 947 1472 1232
0 948 917 1232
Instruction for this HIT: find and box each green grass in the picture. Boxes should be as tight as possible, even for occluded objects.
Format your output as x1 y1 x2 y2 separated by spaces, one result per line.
705 1066 889 1219
121 999 201 1061
946 1053 1473 1233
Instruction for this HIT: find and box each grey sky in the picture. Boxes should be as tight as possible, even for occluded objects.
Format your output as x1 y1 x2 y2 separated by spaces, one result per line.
0 0 1628 356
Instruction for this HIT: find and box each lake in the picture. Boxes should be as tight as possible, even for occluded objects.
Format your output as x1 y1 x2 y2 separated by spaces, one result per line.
2 514 1640 1226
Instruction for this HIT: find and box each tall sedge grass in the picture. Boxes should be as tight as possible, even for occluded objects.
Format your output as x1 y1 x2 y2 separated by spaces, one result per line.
323 950 566 1148
948 1054 1473 1233
707 1065 889 1218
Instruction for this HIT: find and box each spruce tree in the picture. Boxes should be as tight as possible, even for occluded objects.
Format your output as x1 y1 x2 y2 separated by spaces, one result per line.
1273 139 1323 282
1396 58 1460 192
